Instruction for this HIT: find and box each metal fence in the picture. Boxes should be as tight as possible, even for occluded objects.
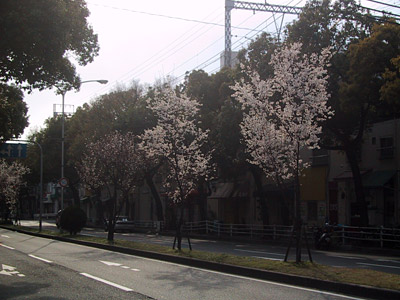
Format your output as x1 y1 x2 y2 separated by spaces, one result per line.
182 220 400 249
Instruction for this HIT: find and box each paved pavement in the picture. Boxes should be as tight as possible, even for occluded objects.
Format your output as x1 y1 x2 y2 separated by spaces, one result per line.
20 220 400 276
0 221 400 300
2 228 375 300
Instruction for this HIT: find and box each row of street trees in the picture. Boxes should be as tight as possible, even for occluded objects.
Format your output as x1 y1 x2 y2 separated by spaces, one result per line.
2 0 400 262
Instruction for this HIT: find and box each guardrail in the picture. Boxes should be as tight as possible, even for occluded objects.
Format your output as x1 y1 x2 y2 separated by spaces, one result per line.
132 220 164 232
33 213 57 219
182 220 400 248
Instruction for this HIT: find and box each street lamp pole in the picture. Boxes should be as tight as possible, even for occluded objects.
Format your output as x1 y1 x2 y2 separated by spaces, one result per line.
60 79 108 211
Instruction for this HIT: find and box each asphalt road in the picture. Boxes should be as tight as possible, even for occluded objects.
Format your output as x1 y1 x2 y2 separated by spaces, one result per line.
22 220 400 276
1 228 369 300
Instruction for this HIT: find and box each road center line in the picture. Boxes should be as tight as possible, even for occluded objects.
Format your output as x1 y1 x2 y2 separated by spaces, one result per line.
28 254 53 263
0 244 15 250
80 273 133 292
357 262 400 269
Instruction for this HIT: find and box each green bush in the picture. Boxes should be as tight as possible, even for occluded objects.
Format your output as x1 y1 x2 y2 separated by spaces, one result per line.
60 206 87 235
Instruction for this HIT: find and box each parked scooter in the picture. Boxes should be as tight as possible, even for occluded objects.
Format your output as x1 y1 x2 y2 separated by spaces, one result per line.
315 223 334 250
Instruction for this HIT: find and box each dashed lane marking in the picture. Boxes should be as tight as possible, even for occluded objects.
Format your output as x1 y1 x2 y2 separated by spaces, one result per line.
28 254 53 263
0 244 15 250
80 273 133 292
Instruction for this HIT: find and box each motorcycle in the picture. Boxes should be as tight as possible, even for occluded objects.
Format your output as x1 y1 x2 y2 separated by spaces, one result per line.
315 223 334 250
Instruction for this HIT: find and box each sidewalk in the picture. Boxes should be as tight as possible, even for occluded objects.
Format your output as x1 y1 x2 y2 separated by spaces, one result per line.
20 219 400 259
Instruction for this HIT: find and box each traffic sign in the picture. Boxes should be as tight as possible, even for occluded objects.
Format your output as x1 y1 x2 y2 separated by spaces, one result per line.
59 177 69 188
0 143 27 158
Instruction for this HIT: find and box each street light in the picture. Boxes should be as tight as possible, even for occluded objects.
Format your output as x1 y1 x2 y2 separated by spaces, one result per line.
60 79 108 211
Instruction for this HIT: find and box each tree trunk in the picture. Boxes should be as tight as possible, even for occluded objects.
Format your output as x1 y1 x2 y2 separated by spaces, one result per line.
197 179 207 221
249 165 269 225
107 192 117 242
294 171 302 263
175 205 185 250
107 215 114 242
145 174 164 221
345 148 369 227
95 189 104 226
69 180 81 207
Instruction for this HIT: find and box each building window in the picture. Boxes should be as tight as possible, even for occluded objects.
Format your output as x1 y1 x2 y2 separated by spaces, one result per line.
379 137 394 159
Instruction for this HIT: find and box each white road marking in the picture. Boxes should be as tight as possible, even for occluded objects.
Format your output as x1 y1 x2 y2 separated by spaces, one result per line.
377 259 400 264
357 262 400 269
255 256 282 261
80 273 133 292
332 255 364 260
121 266 130 269
116 252 366 300
0 244 15 250
234 249 284 256
1 235 10 238
131 268 140 272
0 264 25 277
99 260 122 267
28 254 53 263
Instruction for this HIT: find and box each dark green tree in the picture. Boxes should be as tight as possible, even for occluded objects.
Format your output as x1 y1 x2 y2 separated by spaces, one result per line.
0 84 28 141
0 0 99 91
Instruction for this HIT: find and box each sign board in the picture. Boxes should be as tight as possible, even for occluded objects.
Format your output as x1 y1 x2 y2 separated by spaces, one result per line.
0 143 27 158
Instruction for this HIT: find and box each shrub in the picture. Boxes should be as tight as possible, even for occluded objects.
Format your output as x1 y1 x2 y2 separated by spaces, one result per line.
60 206 87 235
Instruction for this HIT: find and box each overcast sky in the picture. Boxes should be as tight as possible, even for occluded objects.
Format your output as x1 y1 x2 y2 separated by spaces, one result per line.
21 0 398 138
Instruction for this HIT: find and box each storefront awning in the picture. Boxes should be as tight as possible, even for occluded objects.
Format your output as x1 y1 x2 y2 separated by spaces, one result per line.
362 170 396 188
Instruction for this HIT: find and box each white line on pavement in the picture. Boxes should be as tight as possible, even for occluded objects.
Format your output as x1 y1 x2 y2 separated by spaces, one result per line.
331 255 365 260
116 252 365 300
28 254 53 263
80 273 133 292
1 235 10 238
234 249 284 256
377 259 400 264
255 256 282 261
0 244 15 250
357 262 400 269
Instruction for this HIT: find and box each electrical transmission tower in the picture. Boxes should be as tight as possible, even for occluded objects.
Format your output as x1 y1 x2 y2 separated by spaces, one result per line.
224 0 303 68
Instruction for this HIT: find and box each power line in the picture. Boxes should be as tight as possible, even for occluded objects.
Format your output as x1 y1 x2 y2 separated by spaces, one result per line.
366 0 400 10
87 4 225 96
87 2 255 31
358 4 400 19
86 1 304 97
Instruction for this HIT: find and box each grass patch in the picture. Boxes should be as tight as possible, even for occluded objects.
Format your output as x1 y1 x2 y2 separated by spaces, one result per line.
4 224 400 291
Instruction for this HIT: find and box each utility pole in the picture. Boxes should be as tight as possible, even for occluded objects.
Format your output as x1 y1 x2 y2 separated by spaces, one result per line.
224 0 303 68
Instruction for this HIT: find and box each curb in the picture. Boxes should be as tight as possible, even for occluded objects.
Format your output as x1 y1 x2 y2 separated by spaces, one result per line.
1 225 399 300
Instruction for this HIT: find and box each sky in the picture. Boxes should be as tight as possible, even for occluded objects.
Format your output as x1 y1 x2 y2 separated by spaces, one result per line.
21 0 400 138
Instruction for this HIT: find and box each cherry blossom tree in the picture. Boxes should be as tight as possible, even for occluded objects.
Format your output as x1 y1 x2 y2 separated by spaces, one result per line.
0 159 29 221
77 131 144 241
141 86 212 250
232 43 333 262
